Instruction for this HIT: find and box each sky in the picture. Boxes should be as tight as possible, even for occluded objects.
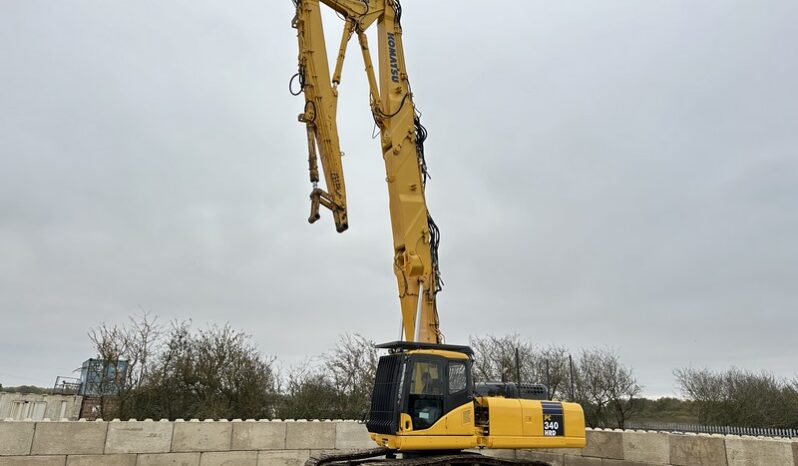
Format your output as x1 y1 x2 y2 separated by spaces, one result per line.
0 0 796 397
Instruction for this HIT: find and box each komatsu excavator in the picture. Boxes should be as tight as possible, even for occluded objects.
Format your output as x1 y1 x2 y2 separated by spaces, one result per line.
290 1 586 464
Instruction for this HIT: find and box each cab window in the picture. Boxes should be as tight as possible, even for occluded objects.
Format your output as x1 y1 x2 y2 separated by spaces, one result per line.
449 361 467 393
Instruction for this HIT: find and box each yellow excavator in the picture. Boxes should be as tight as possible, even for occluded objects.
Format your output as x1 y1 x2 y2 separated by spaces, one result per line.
290 0 586 463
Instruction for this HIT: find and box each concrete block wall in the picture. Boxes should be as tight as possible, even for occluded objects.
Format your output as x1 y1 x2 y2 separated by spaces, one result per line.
0 419 372 466
0 420 796 465
518 428 798 466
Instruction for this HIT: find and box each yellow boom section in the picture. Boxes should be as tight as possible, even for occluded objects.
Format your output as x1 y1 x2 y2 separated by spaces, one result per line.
292 0 442 344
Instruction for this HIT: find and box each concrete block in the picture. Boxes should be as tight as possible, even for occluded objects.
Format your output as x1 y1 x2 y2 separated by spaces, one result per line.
725 437 792 466
540 447 583 456
621 431 669 464
0 457 65 466
564 456 602 466
199 451 257 466
31 421 108 455
516 450 565 466
285 422 335 450
0 421 35 455
137 453 201 466
66 454 136 466
600 460 658 466
669 434 727 466
172 422 232 452
231 422 286 450
257 450 310 466
480 449 516 459
105 421 173 454
582 430 623 460
334 422 373 450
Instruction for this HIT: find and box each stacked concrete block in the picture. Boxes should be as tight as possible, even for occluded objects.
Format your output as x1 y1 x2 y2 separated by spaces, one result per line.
516 450 565 466
581 430 624 460
137 452 201 466
104 420 173 454
334 421 373 450
199 451 258 466
258 449 310 466
31 421 108 455
669 433 727 465
231 420 286 450
621 431 670 464
0 457 67 466
0 421 35 455
66 454 136 466
1 420 797 465
285 421 335 450
725 436 793 466
172 420 232 452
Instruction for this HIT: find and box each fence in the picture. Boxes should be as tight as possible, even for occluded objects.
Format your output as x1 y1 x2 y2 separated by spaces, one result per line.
625 421 798 438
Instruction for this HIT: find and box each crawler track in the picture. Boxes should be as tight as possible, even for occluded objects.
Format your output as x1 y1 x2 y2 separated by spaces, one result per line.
305 448 549 466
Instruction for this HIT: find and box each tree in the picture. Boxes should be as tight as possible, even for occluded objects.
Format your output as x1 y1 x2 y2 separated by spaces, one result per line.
86 312 162 419
125 322 277 420
573 348 641 428
675 368 798 428
469 334 537 384
276 364 340 420
87 316 277 420
324 333 378 419
276 333 378 420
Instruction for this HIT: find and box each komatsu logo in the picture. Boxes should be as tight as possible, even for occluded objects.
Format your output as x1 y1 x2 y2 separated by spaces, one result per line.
387 33 400 83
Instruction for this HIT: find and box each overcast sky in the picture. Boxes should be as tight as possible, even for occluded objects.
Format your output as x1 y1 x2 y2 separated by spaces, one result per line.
1 0 796 397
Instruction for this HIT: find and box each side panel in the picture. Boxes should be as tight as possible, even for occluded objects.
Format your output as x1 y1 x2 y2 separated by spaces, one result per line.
477 397 586 449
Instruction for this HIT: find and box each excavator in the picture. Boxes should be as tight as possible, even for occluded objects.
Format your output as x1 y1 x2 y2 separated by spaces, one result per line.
290 1 586 464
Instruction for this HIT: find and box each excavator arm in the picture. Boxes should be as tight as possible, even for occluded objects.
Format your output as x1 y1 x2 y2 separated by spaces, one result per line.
292 0 442 344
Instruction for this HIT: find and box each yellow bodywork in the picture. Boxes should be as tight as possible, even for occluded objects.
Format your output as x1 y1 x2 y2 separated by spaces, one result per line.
370 397 585 451
292 0 588 455
368 350 585 451
293 0 441 344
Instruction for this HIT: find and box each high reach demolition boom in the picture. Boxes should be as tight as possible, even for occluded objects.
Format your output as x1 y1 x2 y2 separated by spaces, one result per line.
292 0 442 344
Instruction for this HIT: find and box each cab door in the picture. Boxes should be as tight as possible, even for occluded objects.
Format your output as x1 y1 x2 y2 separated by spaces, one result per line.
443 359 475 435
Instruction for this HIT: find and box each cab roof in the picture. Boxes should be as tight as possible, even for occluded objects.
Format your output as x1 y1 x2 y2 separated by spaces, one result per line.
376 341 474 356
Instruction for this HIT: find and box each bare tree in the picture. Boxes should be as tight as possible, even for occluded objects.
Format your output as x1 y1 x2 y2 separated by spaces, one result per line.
87 316 276 420
86 312 162 418
276 362 339 420
469 334 536 383
675 367 798 428
572 348 641 428
324 333 378 419
532 345 571 399
470 335 578 401
132 322 277 420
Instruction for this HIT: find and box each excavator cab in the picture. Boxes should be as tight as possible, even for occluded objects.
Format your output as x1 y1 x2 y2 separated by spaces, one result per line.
366 342 586 452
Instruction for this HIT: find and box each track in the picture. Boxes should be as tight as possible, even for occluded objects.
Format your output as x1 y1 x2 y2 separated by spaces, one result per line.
305 448 549 466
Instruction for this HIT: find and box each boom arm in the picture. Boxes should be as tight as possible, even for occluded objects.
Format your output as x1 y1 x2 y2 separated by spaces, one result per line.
292 0 443 343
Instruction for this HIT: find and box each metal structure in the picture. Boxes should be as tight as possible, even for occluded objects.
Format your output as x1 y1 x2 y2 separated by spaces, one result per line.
52 376 82 396
625 422 798 439
77 358 128 396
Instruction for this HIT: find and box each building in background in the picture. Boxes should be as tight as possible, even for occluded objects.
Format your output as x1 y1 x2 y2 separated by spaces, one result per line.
77 358 129 396
0 392 82 420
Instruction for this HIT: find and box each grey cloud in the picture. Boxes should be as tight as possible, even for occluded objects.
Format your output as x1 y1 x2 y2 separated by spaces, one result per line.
1 0 796 396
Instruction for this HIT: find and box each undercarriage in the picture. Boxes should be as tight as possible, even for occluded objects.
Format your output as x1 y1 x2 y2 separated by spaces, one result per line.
305 448 549 466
